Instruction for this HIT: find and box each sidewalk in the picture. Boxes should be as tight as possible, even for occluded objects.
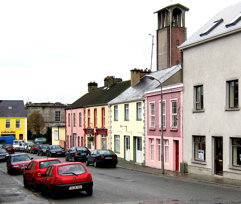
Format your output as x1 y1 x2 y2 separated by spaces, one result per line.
117 160 241 190
0 168 46 204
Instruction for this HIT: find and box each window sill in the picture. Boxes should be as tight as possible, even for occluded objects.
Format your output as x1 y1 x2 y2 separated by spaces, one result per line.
149 128 156 131
225 108 240 111
193 109 205 113
191 160 207 165
229 166 241 171
159 128 166 131
170 128 178 132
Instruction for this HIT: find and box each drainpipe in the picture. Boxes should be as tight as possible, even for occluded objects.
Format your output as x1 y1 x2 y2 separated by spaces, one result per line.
166 8 172 67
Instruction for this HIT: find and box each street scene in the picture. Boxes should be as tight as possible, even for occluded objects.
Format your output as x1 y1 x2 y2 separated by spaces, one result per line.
1 153 241 204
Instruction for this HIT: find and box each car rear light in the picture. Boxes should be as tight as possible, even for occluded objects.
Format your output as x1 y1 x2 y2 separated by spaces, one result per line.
74 152 78 155
36 171 41 177
86 173 92 181
55 177 62 184
98 156 104 160
113 156 118 159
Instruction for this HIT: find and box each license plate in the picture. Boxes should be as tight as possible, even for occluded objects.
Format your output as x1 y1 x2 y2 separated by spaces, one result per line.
105 157 112 159
57 152 61 154
0 156 4 159
69 185 82 190
81 153 86 155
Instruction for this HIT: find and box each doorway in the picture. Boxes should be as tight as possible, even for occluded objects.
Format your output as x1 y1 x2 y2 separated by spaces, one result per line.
124 136 130 161
174 140 179 171
214 137 223 176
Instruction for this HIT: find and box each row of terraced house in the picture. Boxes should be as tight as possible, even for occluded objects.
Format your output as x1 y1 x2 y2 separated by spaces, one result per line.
1 2 241 181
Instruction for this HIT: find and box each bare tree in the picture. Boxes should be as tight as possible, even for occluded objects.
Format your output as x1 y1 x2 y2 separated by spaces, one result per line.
27 111 45 134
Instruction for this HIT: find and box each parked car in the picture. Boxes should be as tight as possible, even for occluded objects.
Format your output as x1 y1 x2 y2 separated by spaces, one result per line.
3 144 15 154
6 153 33 174
41 162 93 198
23 157 62 190
19 142 33 152
34 137 47 143
46 145 65 157
0 149 10 161
25 142 34 153
86 149 118 168
65 147 90 162
30 144 42 154
13 140 24 151
0 144 4 149
37 144 49 156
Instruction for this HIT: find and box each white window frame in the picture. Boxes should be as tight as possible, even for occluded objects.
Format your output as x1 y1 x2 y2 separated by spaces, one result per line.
124 104 129 120
136 102 142 120
150 102 155 128
114 105 118 121
54 130 59 140
16 119 20 128
115 135 120 153
6 120 10 129
171 100 178 128
159 100 166 129
164 139 169 163
150 138 154 160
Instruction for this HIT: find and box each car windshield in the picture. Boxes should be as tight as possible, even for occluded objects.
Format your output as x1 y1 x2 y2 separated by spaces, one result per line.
12 154 30 162
39 160 61 169
76 147 88 151
0 149 7 153
97 150 113 155
50 145 61 149
58 164 86 175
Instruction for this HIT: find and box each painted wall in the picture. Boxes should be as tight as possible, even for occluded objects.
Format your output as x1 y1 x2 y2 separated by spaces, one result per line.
183 33 241 179
145 85 183 171
52 126 65 148
0 118 27 141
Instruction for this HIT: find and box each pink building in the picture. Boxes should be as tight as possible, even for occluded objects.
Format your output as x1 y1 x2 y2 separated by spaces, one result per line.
145 84 183 171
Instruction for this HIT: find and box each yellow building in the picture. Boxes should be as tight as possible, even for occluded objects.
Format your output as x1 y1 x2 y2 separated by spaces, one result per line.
51 125 66 148
0 100 27 141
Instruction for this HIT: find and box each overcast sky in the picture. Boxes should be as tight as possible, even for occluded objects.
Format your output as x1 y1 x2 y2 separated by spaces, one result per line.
1 0 240 104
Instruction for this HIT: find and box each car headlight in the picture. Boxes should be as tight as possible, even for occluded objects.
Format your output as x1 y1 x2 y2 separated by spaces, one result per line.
13 165 20 168
52 151 56 153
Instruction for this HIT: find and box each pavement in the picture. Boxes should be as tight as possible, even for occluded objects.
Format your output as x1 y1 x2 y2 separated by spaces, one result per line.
0 160 241 204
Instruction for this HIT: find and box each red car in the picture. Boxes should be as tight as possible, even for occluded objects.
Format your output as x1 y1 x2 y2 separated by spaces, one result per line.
30 144 41 154
41 162 93 198
23 158 62 190
3 144 15 154
6 153 33 174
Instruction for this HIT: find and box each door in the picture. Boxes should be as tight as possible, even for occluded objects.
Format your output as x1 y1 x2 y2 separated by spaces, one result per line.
135 137 142 163
125 136 130 161
174 140 179 171
214 137 223 176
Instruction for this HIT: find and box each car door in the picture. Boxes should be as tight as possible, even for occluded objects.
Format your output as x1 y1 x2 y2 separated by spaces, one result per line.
25 162 34 182
41 166 54 189
89 150 96 163
69 147 75 160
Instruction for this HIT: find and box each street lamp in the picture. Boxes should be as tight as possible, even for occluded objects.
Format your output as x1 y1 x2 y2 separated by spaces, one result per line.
145 74 164 174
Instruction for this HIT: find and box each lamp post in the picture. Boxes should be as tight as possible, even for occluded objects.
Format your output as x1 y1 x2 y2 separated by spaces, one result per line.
145 75 164 174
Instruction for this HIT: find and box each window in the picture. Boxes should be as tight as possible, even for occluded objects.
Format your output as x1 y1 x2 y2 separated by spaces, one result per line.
79 112 82 127
68 113 70 127
54 130 59 140
171 100 178 128
102 108 105 127
136 102 142 120
16 120 20 128
164 140 169 163
194 85 203 110
232 138 241 166
193 136 206 161
73 113 76 127
157 139 161 161
102 135 106 149
87 109 91 127
94 109 97 127
6 120 10 128
150 102 155 128
55 111 60 122
227 80 239 109
114 135 120 153
160 101 166 128
150 139 154 160
136 137 142 151
200 18 223 36
114 106 118 121
226 13 241 27
124 104 129 120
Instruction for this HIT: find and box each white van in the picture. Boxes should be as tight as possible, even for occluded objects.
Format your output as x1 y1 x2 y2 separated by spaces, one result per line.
13 140 24 151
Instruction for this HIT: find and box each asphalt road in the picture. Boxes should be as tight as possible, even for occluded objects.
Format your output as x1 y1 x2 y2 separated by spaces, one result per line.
1 153 241 204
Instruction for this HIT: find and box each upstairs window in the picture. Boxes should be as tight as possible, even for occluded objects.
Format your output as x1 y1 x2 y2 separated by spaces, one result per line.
55 111 60 122
124 104 129 121
16 119 20 128
136 102 142 120
227 80 239 109
114 105 118 121
79 112 82 127
6 120 10 128
171 100 178 128
226 13 241 27
87 109 91 127
102 108 105 128
150 102 155 128
94 109 97 127
160 101 166 129
73 113 76 127
194 85 204 111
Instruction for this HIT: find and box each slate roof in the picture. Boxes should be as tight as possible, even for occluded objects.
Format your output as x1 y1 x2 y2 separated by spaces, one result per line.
154 3 189 14
68 80 131 109
108 65 182 105
0 100 27 118
179 2 241 49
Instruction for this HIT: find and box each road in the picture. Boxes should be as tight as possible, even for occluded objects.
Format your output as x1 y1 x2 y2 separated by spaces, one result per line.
1 153 241 204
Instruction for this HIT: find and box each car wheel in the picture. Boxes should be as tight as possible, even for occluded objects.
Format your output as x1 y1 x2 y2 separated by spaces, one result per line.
7 168 13 175
94 160 98 168
86 187 93 196
51 187 59 199
85 159 89 166
71 156 75 162
23 176 29 188
65 155 69 161
37 151 39 156
112 164 116 168
33 179 40 191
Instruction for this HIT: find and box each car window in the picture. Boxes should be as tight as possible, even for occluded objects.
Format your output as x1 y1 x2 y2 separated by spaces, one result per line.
76 147 87 151
40 160 61 169
0 149 7 153
58 164 86 175
12 154 30 162
30 162 36 170
45 166 54 177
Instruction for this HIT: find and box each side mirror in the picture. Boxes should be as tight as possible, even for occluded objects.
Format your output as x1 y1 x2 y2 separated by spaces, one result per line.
41 174 46 177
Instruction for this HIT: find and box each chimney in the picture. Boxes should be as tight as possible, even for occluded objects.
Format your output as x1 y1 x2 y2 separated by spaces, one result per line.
88 82 98 92
131 68 151 85
104 76 122 88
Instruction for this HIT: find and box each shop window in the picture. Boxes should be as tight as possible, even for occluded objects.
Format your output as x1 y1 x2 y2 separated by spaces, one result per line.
193 136 206 161
232 138 241 166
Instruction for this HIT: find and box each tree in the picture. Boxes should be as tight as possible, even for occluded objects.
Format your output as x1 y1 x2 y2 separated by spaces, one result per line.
27 111 45 135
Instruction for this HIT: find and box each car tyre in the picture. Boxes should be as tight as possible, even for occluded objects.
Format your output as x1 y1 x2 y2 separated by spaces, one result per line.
33 179 40 191
23 176 29 188
51 187 59 199
7 168 13 175
94 160 98 168
112 164 116 168
86 187 93 196
65 155 69 161
85 159 89 166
